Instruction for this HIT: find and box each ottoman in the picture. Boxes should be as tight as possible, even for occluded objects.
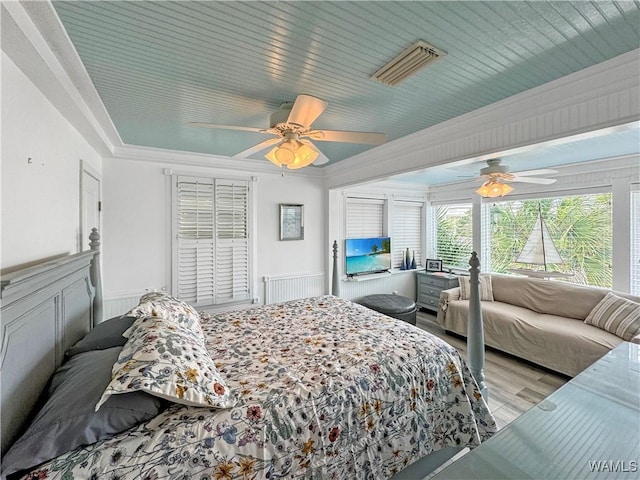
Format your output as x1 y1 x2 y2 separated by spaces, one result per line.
358 294 417 325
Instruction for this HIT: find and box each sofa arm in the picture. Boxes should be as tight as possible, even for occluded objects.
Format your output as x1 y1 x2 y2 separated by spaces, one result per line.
436 287 461 325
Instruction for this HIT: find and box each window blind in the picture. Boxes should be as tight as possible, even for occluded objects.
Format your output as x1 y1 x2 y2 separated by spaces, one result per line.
215 180 249 304
175 176 249 307
436 204 473 269
346 198 384 238
631 189 640 295
393 201 423 268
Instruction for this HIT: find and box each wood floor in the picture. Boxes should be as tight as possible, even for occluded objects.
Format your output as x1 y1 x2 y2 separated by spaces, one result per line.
416 310 569 430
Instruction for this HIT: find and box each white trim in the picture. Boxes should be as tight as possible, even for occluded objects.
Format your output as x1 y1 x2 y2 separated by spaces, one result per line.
113 145 324 177
612 178 632 292
2 1 120 156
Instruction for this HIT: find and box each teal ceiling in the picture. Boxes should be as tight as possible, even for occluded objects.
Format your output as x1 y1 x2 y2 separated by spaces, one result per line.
52 1 640 166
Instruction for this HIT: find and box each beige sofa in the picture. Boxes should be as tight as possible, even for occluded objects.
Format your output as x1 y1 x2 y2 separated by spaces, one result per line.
437 274 640 377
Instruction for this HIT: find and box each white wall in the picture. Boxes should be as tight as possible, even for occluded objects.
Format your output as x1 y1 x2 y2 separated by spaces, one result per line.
101 157 326 309
1 52 102 269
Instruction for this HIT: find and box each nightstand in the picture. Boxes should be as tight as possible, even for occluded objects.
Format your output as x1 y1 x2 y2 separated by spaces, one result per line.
416 271 459 312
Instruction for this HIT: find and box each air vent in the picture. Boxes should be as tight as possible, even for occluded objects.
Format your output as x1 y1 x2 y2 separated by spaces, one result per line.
372 40 446 86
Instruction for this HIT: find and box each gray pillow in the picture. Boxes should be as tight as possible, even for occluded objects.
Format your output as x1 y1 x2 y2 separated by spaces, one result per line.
1 347 163 479
65 315 136 357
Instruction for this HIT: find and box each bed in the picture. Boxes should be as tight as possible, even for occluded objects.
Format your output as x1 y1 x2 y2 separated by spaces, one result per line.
1 233 495 479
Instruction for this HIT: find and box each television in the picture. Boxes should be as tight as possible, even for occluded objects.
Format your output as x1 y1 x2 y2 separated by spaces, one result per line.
345 237 391 276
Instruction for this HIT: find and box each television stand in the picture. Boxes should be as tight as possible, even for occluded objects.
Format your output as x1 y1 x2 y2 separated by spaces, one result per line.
345 272 392 282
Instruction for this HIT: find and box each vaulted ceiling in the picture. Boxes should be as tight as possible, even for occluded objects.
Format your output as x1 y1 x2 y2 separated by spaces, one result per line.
49 1 640 177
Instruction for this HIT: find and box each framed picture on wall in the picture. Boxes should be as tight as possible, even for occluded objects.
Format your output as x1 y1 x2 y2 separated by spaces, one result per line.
280 204 304 240
426 258 443 272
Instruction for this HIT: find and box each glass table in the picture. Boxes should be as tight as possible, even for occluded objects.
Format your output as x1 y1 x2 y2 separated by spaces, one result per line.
432 342 640 479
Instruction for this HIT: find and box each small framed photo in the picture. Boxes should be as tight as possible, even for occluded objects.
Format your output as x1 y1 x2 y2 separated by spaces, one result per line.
426 259 443 272
280 204 304 241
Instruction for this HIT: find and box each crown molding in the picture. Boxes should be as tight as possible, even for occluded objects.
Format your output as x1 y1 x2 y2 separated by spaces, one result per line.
2 1 122 156
111 144 324 177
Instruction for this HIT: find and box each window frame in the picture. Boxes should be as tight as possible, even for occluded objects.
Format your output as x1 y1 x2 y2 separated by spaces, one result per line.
171 173 255 308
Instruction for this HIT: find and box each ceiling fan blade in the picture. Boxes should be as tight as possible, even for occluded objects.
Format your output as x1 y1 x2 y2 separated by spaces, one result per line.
510 176 557 184
306 129 387 145
187 122 268 133
513 168 558 176
300 140 330 166
286 95 327 128
233 137 281 159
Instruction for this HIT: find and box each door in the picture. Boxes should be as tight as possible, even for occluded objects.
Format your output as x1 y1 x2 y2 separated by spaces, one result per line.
80 161 101 251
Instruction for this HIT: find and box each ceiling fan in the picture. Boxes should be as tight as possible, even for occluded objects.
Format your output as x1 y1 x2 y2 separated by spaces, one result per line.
188 94 387 170
473 159 557 197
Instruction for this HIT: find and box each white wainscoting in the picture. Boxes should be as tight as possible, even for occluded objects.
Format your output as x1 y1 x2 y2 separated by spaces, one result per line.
339 271 417 302
263 272 326 304
102 291 147 320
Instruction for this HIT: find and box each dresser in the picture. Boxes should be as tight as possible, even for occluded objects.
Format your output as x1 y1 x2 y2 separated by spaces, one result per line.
416 271 458 312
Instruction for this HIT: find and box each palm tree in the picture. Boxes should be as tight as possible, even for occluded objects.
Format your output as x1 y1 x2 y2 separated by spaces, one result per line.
488 195 612 287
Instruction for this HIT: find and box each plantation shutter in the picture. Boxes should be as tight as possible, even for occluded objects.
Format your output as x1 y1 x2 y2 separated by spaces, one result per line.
346 198 384 238
393 201 423 268
177 177 215 305
176 176 249 307
631 188 640 295
215 179 250 303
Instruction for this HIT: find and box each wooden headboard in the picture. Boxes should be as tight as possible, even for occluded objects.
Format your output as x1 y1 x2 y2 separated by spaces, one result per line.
0 230 102 455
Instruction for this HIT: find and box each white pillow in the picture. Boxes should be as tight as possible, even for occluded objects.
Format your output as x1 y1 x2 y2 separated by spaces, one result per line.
458 275 494 301
584 292 640 341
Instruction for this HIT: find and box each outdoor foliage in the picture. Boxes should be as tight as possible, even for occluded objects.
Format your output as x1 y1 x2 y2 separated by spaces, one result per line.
437 194 613 288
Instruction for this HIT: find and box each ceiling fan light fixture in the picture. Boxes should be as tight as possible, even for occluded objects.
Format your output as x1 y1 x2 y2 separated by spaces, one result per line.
265 138 318 169
476 180 513 198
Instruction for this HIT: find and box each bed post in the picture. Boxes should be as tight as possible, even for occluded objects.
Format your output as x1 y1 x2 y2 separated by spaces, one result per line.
89 228 103 325
331 240 340 296
468 251 488 400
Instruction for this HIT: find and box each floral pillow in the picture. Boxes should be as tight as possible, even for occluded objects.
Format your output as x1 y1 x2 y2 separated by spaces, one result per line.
97 317 235 410
124 292 203 338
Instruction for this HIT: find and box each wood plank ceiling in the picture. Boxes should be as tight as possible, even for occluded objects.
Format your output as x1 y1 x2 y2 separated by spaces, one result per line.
52 1 640 167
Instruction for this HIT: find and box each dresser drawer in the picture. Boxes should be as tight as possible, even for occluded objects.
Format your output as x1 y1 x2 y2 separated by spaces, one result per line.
418 275 448 288
417 294 439 308
419 285 440 297
416 271 459 312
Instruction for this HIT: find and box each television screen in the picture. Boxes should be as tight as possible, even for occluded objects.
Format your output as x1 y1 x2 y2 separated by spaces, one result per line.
345 237 391 276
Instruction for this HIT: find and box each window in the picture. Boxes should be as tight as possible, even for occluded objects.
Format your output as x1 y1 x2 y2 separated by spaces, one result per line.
435 203 473 269
174 176 250 307
346 197 384 238
486 193 612 288
632 188 640 295
393 200 423 268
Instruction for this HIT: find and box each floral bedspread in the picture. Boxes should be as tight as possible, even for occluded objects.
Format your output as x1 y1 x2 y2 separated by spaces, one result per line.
22 295 496 480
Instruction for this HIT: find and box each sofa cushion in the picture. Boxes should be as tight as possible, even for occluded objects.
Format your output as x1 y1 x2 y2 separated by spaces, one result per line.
459 275 494 301
490 275 611 320
584 292 640 341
